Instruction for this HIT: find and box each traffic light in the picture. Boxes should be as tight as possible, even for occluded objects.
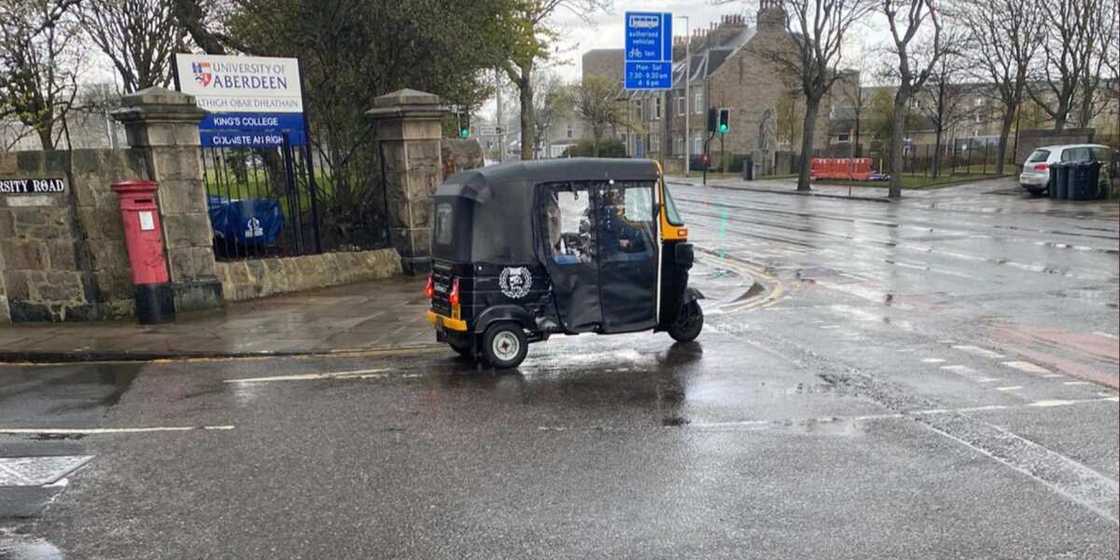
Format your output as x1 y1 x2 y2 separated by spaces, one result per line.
457 111 471 138
707 108 718 133
718 108 730 135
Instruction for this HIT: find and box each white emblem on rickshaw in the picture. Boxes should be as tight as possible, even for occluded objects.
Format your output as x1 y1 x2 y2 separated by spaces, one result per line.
499 267 532 299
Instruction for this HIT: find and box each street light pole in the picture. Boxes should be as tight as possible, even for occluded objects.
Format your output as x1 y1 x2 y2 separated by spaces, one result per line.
679 16 690 178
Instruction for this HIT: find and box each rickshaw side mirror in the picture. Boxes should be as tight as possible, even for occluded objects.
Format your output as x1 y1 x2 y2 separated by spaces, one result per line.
653 202 661 218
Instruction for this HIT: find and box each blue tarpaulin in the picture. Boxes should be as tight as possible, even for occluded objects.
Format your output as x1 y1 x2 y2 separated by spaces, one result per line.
207 196 284 245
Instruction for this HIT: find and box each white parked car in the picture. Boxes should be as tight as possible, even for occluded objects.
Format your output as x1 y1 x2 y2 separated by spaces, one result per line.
1019 143 1112 196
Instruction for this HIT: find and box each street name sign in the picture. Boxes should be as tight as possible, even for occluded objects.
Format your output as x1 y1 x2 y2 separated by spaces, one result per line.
624 12 672 90
0 177 66 194
175 54 306 148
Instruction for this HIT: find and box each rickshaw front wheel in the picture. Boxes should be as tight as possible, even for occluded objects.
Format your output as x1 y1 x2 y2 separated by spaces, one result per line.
482 322 528 369
668 301 704 343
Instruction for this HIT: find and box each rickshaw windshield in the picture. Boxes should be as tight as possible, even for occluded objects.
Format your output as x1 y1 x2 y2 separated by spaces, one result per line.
663 182 684 226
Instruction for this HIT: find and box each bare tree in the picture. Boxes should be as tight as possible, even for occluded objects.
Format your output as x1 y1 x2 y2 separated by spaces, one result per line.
0 0 83 150
880 0 951 198
914 53 974 177
1074 0 1117 129
504 0 611 161
530 72 572 158
752 0 874 190
573 74 630 156
1027 0 1102 131
956 0 1044 174
79 0 184 94
171 0 239 55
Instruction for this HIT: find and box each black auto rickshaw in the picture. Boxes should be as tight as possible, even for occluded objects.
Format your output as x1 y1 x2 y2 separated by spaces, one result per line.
425 158 703 368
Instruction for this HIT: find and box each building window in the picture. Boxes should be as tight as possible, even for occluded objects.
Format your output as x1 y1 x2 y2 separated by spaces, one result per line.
650 133 660 152
838 133 850 142
655 97 662 120
694 92 703 114
692 134 703 154
566 126 573 139
677 95 685 116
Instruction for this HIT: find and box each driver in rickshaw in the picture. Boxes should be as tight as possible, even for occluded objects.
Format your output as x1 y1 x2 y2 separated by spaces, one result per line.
599 189 647 254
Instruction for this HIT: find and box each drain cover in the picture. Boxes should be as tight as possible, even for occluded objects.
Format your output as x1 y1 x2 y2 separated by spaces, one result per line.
0 456 93 487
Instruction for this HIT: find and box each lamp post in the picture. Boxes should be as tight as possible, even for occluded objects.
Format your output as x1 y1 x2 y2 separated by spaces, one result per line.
678 15 691 177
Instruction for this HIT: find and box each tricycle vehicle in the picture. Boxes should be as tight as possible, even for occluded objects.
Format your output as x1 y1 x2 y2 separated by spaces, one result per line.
425 158 703 368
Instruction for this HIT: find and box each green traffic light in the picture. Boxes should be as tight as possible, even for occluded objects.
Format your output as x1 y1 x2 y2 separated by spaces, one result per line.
459 128 470 138
719 124 728 134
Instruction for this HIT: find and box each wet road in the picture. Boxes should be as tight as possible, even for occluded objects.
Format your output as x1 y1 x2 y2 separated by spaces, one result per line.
2 178 1118 559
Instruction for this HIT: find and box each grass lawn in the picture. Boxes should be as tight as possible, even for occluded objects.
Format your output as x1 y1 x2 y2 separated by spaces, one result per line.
819 172 1010 190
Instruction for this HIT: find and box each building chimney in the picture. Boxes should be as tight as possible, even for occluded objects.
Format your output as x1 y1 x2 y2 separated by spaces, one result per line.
757 0 787 32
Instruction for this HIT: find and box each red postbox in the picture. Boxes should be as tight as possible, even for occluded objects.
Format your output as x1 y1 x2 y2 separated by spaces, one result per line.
111 180 174 324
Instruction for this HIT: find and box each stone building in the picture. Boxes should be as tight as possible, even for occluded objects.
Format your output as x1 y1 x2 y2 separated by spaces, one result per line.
581 2 840 175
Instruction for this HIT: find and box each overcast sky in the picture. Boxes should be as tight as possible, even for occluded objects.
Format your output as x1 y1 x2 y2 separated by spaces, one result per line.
480 0 891 121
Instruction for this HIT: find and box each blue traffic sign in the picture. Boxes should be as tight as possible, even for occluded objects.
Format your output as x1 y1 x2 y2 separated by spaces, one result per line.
624 12 672 90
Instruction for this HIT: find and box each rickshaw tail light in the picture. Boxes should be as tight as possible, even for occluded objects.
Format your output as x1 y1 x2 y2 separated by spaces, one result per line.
424 274 434 299
449 278 461 307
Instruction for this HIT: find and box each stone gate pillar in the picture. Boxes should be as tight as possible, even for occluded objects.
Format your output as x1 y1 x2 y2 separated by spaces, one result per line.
367 89 449 275
113 87 222 311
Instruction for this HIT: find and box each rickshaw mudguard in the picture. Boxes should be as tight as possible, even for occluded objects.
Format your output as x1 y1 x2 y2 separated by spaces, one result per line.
473 305 536 335
683 287 705 304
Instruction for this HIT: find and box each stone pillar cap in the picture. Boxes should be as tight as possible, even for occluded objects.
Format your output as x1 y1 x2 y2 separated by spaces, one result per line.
367 88 449 120
112 86 206 124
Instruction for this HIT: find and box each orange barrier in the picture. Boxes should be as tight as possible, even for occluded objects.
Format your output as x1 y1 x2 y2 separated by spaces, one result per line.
810 158 873 181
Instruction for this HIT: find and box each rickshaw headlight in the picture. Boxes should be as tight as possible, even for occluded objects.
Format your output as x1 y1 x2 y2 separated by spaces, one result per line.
424 274 434 299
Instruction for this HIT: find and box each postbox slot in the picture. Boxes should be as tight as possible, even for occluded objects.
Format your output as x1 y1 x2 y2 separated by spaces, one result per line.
135 198 153 204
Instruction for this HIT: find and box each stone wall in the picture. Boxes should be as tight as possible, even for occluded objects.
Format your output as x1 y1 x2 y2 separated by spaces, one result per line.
215 249 401 302
0 149 145 322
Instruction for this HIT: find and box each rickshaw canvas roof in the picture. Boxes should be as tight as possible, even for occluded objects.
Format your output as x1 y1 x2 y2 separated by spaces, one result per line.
436 158 661 201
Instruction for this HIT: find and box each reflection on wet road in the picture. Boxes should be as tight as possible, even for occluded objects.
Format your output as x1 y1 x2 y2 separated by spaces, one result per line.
2 179 1118 558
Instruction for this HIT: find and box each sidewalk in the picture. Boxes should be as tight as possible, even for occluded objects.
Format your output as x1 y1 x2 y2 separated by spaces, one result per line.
0 260 754 363
0 276 434 362
667 175 892 202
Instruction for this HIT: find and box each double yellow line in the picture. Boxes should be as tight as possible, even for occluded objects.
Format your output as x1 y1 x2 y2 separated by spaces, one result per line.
695 249 786 314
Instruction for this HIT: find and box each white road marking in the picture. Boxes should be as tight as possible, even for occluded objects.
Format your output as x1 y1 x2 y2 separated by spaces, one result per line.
952 345 1005 359
940 365 976 374
996 386 1023 391
224 368 389 384
1063 381 1092 386
918 419 1119 525
690 397 1118 430
0 426 234 435
1002 361 1052 374
977 377 1003 383
1042 374 1066 378
921 358 947 363
953 405 1010 413
1030 400 1076 407
1093 331 1119 340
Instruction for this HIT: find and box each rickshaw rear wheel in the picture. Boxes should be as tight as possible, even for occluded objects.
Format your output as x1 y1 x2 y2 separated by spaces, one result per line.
668 301 704 342
482 322 528 369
